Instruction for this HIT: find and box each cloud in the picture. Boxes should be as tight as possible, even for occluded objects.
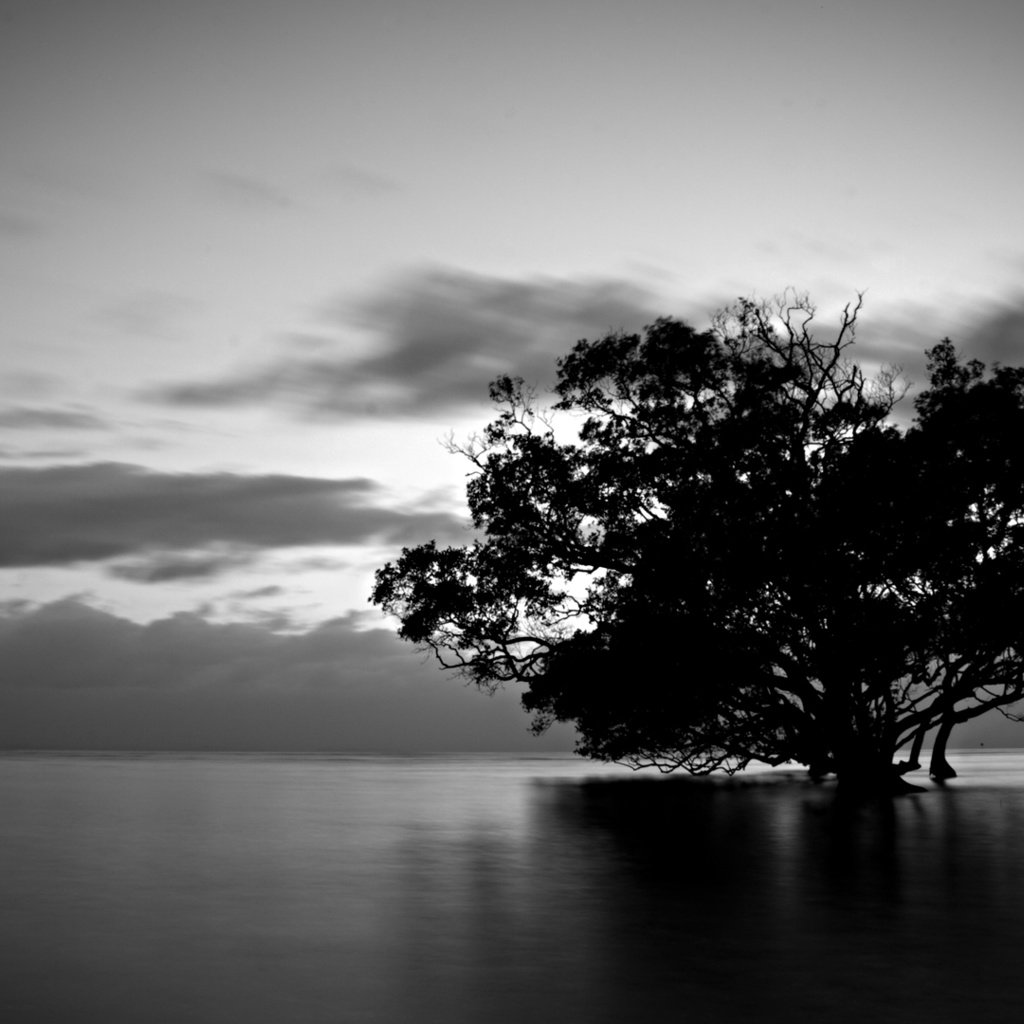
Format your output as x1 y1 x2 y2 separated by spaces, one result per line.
346 269 661 409
204 171 293 210
0 462 469 568
0 405 109 431
0 447 91 462
851 292 1024 401
150 267 662 419
0 599 576 752
107 549 259 583
326 163 401 196
288 554 351 571
0 369 64 401
231 584 287 600
98 290 202 341
959 297 1024 367
146 271 1024 425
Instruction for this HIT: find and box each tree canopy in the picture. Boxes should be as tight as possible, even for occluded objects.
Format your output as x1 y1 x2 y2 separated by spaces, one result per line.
372 293 1024 794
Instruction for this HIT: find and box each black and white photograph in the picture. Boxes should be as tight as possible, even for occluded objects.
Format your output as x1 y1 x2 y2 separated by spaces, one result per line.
3 1 1024 1021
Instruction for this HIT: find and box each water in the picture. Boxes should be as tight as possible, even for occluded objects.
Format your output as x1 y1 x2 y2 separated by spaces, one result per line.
3 750 1024 1023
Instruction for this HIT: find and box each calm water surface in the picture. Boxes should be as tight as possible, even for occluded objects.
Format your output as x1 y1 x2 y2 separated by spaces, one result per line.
3 750 1024 1023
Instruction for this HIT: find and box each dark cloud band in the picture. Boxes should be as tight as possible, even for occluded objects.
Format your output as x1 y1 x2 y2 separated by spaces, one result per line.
148 267 662 419
0 599 576 752
0 406 109 431
0 462 467 567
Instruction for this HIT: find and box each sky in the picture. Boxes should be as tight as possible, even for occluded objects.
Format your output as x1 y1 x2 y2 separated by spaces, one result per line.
2 0 1023 751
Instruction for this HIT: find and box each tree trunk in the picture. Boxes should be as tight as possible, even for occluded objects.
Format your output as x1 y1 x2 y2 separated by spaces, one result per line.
896 723 927 776
834 743 925 799
929 715 958 781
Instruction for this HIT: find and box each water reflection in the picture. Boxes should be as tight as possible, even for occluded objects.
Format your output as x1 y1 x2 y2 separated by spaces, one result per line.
2 754 1024 1023
527 772 1024 1022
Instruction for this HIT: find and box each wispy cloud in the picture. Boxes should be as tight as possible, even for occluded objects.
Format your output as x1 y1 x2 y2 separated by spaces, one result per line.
325 163 401 196
959 298 1024 367
107 549 259 583
0 370 64 401
203 171 293 210
852 292 1024 397
0 446 91 461
98 290 202 341
145 270 1024 424
0 405 110 431
231 584 287 600
149 267 662 419
0 462 468 568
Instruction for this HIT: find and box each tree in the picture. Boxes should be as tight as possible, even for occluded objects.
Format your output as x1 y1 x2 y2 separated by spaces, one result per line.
371 293 1024 795
894 341 1024 779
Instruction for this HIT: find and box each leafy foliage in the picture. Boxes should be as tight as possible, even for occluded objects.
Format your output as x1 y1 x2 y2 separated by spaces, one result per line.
372 293 1024 790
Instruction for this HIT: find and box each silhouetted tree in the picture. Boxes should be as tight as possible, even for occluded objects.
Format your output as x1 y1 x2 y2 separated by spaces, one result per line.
894 340 1024 779
372 293 1024 795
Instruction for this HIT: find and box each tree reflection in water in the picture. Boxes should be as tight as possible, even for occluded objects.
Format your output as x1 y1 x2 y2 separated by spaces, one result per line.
511 773 1024 1023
